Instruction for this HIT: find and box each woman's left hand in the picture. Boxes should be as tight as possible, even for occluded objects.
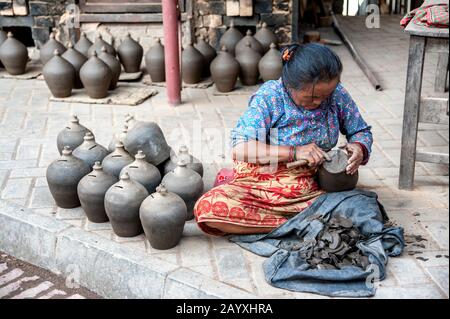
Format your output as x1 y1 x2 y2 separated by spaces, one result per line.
341 143 364 175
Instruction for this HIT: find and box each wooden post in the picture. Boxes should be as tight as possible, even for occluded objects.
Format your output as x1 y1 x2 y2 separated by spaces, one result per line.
435 53 449 93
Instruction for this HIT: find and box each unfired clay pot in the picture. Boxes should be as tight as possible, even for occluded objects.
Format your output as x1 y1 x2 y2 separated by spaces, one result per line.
39 32 66 65
236 42 261 86
0 32 28 75
87 34 116 57
108 125 128 153
318 149 359 192
145 38 165 82
102 141 134 178
77 161 118 223
210 46 240 93
56 115 92 155
104 172 149 237
79 51 112 99
73 132 109 170
98 46 121 90
0 30 7 68
74 32 92 58
258 43 282 82
181 43 205 84
46 146 90 208
43 50 76 98
161 160 204 220
120 150 161 194
254 22 277 53
62 43 87 89
163 145 203 177
219 21 243 56
235 30 264 56
195 35 216 77
117 33 143 73
139 184 187 250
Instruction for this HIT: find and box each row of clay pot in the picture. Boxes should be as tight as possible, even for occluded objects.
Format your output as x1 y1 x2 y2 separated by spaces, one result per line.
0 31 29 75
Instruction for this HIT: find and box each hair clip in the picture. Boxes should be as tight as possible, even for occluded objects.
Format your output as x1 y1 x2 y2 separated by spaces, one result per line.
282 49 292 62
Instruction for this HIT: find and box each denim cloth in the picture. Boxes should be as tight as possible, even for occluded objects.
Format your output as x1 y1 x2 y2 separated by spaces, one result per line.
229 190 405 297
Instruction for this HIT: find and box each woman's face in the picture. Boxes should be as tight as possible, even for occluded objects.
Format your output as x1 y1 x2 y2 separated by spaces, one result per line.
289 78 340 110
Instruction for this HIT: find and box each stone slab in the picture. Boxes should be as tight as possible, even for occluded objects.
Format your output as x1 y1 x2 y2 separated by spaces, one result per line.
143 74 214 89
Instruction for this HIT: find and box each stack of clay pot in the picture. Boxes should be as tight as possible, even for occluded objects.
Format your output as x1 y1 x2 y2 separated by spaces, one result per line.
46 114 205 250
0 31 29 75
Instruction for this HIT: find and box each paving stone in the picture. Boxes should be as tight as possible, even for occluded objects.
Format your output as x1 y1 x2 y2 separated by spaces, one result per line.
1 178 32 199
15 144 41 160
373 284 445 299
56 207 85 220
29 187 55 208
10 167 46 178
421 221 449 250
425 266 449 297
389 257 433 285
214 246 249 281
179 236 213 267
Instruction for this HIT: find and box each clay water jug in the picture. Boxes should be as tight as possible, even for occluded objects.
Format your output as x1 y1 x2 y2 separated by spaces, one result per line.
181 43 204 84
74 32 92 58
43 50 76 98
80 51 112 99
235 30 264 56
254 22 277 53
77 161 118 223
195 35 216 77
39 32 66 65
236 42 261 86
56 115 92 154
73 132 109 169
87 34 116 57
120 150 161 194
219 21 243 56
123 121 170 166
162 160 204 220
98 46 121 90
318 149 359 192
104 172 149 237
0 30 6 68
46 146 90 208
62 43 87 89
117 33 143 73
258 43 282 82
139 184 187 250
210 46 240 93
102 141 134 178
163 145 203 177
145 38 165 82
0 32 28 75
108 125 128 153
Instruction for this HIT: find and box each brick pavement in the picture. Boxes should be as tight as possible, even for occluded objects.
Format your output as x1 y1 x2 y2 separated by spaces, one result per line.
0 15 448 298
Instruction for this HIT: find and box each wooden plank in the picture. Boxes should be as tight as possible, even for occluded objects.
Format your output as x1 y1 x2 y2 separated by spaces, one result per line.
292 0 300 42
79 12 187 23
434 53 449 92
405 21 449 38
12 0 27 16
81 3 162 13
239 0 253 17
416 151 449 165
419 96 449 124
425 37 449 54
226 0 240 16
399 35 426 190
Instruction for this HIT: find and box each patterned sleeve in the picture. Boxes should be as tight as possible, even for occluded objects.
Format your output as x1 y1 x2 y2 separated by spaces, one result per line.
230 94 273 148
334 84 373 163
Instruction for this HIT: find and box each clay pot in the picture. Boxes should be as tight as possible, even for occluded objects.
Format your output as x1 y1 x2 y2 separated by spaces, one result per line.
43 50 76 98
145 38 165 82
101 141 134 178
235 30 264 56
236 42 261 86
318 149 359 192
258 43 282 82
139 184 187 250
39 32 66 65
104 172 149 237
77 161 118 223
210 46 240 93
74 32 93 58
46 146 90 208
56 115 92 155
73 132 109 169
163 145 203 177
162 160 204 220
0 30 6 68
62 43 87 89
219 21 243 56
108 125 128 153
181 43 205 84
98 46 121 90
120 150 161 194
125 113 137 129
117 33 143 73
79 51 112 99
123 121 170 166
194 35 216 77
0 32 28 75
87 34 116 57
254 22 277 53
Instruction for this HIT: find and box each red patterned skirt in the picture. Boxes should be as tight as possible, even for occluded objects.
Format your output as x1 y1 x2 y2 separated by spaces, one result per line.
193 161 325 236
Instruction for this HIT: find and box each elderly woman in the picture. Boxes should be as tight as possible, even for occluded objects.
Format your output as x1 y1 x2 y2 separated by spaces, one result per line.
193 43 373 236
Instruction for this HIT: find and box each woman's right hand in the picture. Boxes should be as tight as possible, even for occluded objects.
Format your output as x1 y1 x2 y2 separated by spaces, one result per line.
295 143 329 168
